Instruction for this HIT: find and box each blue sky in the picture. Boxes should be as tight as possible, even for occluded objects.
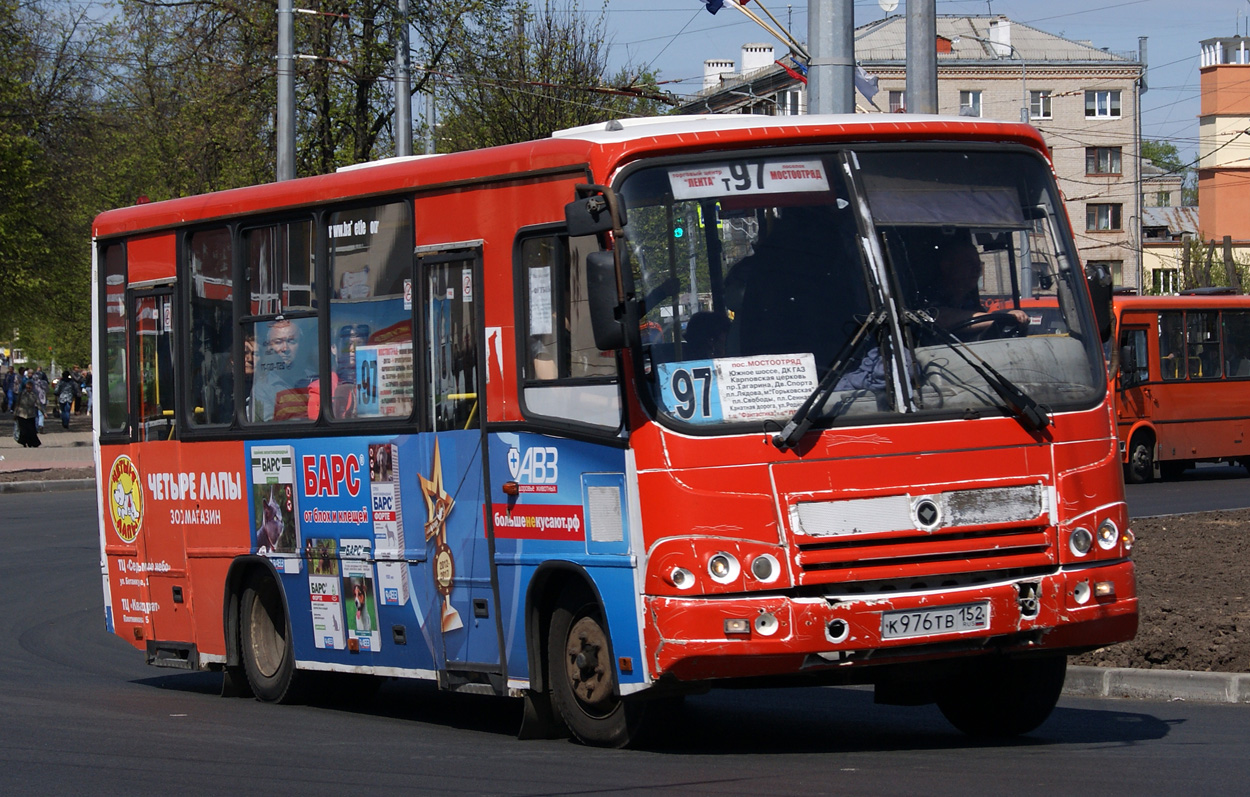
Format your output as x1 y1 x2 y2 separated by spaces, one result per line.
600 0 1247 163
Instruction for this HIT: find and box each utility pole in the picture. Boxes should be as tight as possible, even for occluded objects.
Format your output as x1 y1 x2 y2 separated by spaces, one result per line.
277 0 295 181
905 0 937 114
395 0 412 157
807 0 854 114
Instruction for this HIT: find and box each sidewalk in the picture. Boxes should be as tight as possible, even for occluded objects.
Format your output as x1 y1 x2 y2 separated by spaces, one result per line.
0 409 95 487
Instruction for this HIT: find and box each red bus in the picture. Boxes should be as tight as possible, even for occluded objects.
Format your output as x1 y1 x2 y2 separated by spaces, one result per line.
1113 292 1250 482
94 115 1135 746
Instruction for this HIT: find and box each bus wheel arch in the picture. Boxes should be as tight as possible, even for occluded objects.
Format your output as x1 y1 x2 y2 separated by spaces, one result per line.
225 557 303 704
1125 426 1156 484
524 563 642 746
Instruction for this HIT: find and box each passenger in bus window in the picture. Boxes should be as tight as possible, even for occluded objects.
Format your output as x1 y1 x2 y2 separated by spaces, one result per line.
252 319 315 421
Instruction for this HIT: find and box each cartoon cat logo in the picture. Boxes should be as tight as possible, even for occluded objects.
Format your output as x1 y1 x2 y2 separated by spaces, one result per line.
108 455 144 544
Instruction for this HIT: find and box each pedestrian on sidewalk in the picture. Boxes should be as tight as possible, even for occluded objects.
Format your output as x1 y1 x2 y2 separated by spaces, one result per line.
56 371 78 429
14 380 41 448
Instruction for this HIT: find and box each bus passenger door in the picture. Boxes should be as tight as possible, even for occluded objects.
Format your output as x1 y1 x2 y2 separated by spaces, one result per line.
416 246 502 683
1117 324 1152 423
130 289 195 652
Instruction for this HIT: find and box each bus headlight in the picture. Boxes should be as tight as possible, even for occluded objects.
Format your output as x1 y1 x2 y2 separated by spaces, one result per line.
669 567 696 590
1097 519 1119 550
708 552 740 584
1069 527 1093 556
749 554 780 583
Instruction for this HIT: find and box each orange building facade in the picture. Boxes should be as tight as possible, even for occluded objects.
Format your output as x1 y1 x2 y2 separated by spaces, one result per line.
1198 37 1250 242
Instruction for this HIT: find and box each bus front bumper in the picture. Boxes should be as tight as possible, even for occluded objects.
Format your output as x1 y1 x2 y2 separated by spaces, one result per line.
644 560 1136 682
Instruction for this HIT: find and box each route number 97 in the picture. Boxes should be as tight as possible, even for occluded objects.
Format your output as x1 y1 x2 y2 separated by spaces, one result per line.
670 367 712 420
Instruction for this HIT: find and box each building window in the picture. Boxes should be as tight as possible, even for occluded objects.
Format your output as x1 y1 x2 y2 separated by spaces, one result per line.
959 90 981 117
777 89 802 116
1085 147 1122 175
889 90 905 113
1153 268 1179 294
1086 203 1123 231
1157 190 1171 207
1085 89 1122 118
1029 90 1052 119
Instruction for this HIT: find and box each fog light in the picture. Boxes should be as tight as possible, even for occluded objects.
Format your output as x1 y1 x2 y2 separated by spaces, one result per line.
1094 581 1115 598
750 554 780 583
1073 580 1091 605
708 552 740 584
1097 519 1119 550
669 567 695 590
724 618 750 635
753 612 779 636
1069 527 1093 556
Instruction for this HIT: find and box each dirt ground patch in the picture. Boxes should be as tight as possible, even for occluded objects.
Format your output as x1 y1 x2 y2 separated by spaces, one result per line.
1071 508 1250 673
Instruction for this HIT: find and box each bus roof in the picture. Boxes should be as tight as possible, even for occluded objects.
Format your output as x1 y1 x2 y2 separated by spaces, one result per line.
93 114 1050 240
1114 294 1250 315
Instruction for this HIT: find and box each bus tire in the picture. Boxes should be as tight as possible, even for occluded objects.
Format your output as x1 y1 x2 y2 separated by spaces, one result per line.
547 591 643 748
1125 436 1154 484
240 574 301 704
937 654 1066 738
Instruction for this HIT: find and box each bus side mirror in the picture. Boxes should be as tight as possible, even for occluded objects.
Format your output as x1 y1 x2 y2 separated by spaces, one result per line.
587 250 626 350
564 184 626 237
1085 264 1113 343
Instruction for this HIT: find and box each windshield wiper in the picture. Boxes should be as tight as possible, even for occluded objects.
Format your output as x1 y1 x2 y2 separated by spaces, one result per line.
772 310 885 451
903 310 1051 433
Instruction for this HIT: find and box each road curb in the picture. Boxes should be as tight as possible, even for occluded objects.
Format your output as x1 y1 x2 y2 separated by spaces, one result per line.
1066 665 1250 704
0 478 95 495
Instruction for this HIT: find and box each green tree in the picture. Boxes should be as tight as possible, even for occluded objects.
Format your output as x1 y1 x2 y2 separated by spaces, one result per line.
436 0 667 152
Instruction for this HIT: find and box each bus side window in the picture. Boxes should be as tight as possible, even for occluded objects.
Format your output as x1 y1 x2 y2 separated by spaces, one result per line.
327 201 414 421
1188 311 1221 380
518 233 620 429
242 220 317 423
1223 310 1250 378
1158 311 1185 381
187 227 233 425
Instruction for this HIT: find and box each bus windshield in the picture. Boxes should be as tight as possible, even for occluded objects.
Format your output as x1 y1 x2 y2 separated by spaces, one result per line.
617 145 1106 430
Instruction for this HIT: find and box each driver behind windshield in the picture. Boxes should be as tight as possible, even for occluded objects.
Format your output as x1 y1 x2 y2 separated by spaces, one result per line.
919 233 1029 335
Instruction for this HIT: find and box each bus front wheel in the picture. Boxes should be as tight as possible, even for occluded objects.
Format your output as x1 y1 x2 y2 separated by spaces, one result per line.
547 592 643 748
937 654 1066 738
1126 436 1154 484
240 574 301 703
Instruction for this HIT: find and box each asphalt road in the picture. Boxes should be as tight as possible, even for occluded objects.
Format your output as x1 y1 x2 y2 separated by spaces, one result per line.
1123 463 1250 517
5 488 1250 794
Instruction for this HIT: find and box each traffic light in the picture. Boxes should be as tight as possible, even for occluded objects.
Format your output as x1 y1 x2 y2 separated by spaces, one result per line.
673 223 684 239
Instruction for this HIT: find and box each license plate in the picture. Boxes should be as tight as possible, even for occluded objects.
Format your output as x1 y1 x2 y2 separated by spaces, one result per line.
880 602 990 640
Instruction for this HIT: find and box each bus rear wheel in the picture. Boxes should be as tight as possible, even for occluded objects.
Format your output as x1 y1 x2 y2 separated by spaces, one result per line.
1126 437 1154 484
240 574 301 703
547 592 643 748
937 654 1066 738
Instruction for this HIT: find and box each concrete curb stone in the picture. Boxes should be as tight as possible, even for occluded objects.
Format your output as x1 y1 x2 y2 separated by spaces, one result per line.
1066 665 1250 704
0 478 96 494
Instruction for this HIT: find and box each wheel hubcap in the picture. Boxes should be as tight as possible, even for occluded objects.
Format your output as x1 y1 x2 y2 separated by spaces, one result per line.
565 616 611 709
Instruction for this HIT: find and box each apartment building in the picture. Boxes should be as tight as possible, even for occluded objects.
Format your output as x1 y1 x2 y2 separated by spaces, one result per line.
679 15 1147 291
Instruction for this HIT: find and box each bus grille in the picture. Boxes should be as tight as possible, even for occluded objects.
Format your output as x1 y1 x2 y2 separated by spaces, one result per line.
787 484 1055 584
